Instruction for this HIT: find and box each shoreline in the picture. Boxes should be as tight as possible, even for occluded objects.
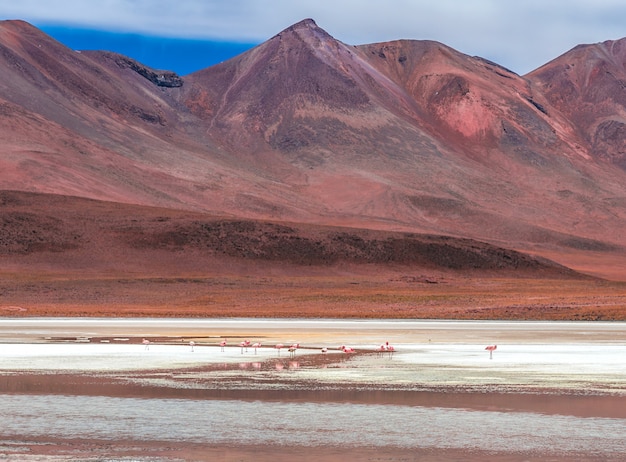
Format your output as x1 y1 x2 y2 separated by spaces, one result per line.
2 367 626 419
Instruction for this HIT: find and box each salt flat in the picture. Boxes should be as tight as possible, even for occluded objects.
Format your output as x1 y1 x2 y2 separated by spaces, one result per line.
1 318 624 393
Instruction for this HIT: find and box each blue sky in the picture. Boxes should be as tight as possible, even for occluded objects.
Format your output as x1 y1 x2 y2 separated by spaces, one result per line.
37 26 257 75
2 1 626 76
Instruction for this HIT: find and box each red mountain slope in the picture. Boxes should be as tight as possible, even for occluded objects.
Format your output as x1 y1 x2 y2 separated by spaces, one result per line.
1 19 626 280
528 38 626 168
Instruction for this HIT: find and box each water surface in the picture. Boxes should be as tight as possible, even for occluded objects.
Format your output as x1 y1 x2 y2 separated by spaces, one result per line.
2 394 625 459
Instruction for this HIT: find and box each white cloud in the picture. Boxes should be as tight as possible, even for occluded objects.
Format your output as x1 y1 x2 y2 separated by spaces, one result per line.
2 0 626 74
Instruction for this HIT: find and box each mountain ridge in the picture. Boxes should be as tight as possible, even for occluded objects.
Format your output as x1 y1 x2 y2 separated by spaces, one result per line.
1 18 626 281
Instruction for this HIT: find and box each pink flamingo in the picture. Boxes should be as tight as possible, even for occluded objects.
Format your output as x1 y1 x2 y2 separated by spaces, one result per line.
385 342 395 358
485 344 497 359
376 344 387 357
219 339 227 352
239 339 251 353
288 343 299 358
252 342 262 354
321 347 328 354
340 345 355 354
275 343 284 356
142 338 150 350
189 341 195 352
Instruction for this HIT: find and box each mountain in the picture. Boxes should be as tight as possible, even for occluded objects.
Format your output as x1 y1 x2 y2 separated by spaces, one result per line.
1 18 626 287
528 38 626 168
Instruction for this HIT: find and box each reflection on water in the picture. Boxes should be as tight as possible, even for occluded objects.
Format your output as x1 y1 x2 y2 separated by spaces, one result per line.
234 360 300 371
1 394 625 457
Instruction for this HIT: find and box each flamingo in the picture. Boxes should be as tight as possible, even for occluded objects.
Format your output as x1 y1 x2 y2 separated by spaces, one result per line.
321 347 328 354
219 339 227 352
142 338 150 350
385 342 395 358
274 343 284 356
252 342 262 354
189 341 195 352
340 345 355 354
376 344 387 357
239 339 251 353
288 343 299 358
485 344 497 359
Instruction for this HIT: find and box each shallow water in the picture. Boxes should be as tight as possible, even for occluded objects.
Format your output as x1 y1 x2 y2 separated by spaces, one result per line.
2 394 625 458
2 318 625 460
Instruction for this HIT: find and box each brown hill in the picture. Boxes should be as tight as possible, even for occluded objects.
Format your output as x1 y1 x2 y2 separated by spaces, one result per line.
6 190 625 321
1 190 578 275
1 19 626 319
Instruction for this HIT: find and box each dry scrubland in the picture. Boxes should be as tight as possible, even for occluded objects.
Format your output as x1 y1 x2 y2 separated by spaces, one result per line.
3 274 626 320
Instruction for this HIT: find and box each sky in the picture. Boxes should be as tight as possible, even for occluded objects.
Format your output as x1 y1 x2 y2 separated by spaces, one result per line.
2 1 626 76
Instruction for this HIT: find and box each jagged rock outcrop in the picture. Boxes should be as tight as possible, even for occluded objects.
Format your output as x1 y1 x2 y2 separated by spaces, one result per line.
108 53 183 87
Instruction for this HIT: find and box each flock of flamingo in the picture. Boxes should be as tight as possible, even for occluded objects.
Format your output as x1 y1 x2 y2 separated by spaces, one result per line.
223 339 372 358
142 337 387 357
141 338 498 359
229 340 311 358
